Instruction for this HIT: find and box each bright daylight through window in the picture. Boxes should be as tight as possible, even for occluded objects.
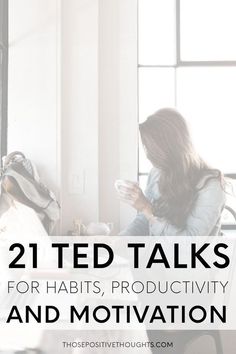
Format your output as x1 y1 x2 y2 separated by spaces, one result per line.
138 0 236 185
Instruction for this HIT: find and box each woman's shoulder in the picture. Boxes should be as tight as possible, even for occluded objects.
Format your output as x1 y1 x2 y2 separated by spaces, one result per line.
144 168 161 199
196 172 226 206
196 170 223 190
146 167 161 188
148 167 161 182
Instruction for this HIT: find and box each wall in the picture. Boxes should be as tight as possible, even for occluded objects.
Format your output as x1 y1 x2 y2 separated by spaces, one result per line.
98 0 138 232
61 0 137 233
117 0 138 229
8 0 60 194
60 0 99 233
98 0 121 231
8 0 138 235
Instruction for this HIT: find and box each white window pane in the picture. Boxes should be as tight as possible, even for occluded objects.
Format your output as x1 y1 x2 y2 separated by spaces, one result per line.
180 0 236 61
139 68 176 122
139 0 176 65
139 67 176 173
176 67 236 173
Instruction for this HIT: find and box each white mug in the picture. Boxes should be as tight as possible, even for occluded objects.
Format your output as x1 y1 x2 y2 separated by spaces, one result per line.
85 222 113 236
114 179 138 192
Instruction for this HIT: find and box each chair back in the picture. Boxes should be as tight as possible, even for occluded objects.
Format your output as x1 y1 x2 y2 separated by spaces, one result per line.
221 173 236 232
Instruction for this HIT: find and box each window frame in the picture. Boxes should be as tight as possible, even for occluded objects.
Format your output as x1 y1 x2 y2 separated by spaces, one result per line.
137 0 236 178
0 0 8 163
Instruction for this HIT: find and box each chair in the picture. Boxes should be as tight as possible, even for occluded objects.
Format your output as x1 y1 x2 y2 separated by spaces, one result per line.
221 173 236 233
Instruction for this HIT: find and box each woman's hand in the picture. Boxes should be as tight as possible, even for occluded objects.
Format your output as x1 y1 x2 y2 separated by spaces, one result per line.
118 184 152 214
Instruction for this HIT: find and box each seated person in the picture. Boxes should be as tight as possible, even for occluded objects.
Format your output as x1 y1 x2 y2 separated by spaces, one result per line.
119 108 225 236
0 151 60 236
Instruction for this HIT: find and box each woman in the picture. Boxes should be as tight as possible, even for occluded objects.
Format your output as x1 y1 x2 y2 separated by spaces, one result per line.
119 108 225 236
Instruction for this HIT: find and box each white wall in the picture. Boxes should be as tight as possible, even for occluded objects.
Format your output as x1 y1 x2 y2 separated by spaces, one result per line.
8 0 138 234
61 0 99 233
98 0 138 232
98 0 121 231
61 0 137 234
117 0 138 229
8 0 60 194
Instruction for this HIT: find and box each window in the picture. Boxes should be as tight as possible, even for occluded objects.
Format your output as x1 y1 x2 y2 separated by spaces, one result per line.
180 0 236 61
138 0 236 189
0 0 8 162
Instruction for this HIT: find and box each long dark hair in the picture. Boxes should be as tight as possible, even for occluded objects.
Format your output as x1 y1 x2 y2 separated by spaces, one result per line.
139 108 223 228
